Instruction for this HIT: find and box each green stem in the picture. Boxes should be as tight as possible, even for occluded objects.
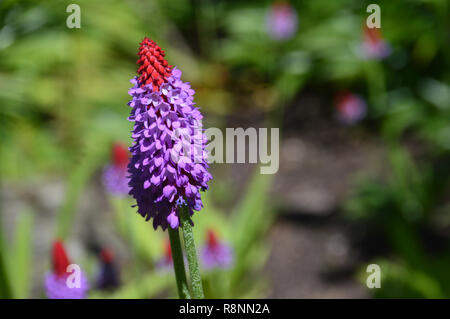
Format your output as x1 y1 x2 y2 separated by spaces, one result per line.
168 227 191 299
180 206 205 299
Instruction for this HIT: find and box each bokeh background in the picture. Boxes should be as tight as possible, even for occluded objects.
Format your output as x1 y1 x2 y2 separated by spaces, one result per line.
1 0 449 298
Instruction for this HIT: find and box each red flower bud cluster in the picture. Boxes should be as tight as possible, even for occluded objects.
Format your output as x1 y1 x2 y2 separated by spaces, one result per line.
137 37 172 91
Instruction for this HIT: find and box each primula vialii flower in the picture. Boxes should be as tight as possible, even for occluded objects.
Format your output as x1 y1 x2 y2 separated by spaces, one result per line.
361 26 391 60
335 92 367 125
201 229 233 270
102 143 130 196
266 1 298 41
127 38 212 230
95 248 121 291
44 241 89 299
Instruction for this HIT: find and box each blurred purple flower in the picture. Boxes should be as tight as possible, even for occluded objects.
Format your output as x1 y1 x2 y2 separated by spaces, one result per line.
361 26 391 60
45 241 89 299
103 165 129 196
201 230 233 270
127 38 212 231
45 272 89 299
102 143 130 196
95 248 120 291
335 92 367 125
266 2 298 41
156 239 173 270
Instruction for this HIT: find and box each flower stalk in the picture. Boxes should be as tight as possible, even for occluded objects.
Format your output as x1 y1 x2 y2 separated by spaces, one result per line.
180 205 204 299
168 227 191 299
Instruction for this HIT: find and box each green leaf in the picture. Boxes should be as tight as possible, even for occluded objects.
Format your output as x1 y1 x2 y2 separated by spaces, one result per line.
8 210 33 298
0 219 12 298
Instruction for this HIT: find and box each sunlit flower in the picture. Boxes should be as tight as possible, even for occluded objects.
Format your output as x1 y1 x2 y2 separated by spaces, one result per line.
95 248 120 291
127 38 212 230
102 143 130 196
201 230 233 270
361 26 390 60
266 2 298 41
44 241 89 299
335 92 367 125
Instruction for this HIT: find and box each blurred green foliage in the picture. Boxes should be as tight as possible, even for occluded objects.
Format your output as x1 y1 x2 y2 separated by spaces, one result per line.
0 210 33 298
0 0 449 298
88 170 273 299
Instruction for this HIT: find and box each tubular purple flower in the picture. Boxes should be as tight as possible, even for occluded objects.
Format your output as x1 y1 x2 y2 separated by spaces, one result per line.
102 143 130 196
201 230 233 270
45 241 89 299
127 38 212 230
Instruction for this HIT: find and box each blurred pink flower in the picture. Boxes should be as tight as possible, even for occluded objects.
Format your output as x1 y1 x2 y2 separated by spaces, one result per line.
361 26 390 60
266 2 298 41
335 92 367 125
